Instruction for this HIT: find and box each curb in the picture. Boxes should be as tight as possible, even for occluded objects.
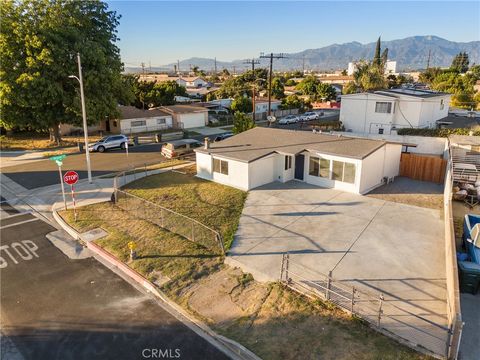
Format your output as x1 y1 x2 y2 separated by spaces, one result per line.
51 205 261 360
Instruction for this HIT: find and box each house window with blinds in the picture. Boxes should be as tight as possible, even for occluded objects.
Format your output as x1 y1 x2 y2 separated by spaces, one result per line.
375 102 393 114
213 158 229 175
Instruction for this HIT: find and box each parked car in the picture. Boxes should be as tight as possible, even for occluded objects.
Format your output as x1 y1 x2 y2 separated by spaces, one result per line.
161 139 202 159
214 132 234 142
300 112 320 121
89 135 131 153
278 115 300 125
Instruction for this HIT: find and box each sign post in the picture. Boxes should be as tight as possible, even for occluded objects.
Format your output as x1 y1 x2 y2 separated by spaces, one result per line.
64 171 79 221
125 140 129 158
49 155 67 210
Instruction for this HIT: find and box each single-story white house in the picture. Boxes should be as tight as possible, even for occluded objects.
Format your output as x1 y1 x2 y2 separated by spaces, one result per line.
103 105 173 134
254 98 282 113
195 127 402 194
340 88 451 134
160 105 208 129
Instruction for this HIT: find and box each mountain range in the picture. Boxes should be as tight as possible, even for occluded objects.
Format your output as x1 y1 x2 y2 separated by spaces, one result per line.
125 36 480 73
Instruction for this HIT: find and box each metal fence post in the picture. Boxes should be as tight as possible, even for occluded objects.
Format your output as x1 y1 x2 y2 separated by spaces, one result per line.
285 252 290 283
351 287 356 313
280 253 286 282
326 271 332 300
377 294 384 327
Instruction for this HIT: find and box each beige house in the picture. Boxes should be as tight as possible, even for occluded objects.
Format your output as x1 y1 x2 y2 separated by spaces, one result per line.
160 105 208 129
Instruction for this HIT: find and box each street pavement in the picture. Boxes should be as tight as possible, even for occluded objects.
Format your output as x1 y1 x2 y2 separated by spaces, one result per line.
0 204 229 360
1 144 166 189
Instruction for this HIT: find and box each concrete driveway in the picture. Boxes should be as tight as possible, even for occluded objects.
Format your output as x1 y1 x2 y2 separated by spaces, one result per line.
227 181 448 356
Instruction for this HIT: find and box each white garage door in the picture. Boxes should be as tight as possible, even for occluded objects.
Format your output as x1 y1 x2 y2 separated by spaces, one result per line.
180 113 206 129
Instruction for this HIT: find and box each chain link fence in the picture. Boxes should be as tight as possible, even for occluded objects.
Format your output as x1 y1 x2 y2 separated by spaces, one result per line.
111 185 224 255
280 254 450 357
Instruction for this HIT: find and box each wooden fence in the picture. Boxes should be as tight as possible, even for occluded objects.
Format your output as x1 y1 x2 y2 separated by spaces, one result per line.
399 153 447 183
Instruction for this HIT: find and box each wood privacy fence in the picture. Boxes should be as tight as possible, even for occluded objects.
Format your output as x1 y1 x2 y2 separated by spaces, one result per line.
400 153 447 183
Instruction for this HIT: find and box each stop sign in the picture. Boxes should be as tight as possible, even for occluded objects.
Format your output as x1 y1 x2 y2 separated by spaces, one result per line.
63 171 79 185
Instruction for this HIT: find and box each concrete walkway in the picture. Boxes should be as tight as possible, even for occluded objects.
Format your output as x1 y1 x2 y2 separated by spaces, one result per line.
227 181 448 356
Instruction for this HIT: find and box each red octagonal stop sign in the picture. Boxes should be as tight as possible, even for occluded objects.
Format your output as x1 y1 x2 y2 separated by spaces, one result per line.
63 171 79 185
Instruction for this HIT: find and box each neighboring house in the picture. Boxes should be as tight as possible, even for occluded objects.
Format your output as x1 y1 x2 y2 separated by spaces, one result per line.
347 60 397 76
254 98 282 113
138 74 209 88
160 105 208 129
112 105 173 134
195 127 401 194
340 88 451 134
316 75 354 85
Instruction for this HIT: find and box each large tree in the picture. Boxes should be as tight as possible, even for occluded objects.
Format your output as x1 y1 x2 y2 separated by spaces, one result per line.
232 112 255 134
271 77 285 99
451 52 469 73
0 0 126 142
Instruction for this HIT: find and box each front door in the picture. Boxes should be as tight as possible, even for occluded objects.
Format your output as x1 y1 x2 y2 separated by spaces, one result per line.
294 154 305 180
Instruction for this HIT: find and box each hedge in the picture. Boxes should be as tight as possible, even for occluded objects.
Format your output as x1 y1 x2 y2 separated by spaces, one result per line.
396 128 480 138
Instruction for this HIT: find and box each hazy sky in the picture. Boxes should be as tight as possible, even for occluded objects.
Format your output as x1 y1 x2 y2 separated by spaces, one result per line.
106 1 480 67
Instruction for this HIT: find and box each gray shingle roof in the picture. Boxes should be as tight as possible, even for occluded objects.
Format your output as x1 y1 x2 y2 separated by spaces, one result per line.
118 105 170 119
196 127 387 162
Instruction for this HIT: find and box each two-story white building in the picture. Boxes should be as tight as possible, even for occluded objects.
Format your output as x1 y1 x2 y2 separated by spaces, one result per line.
340 89 451 134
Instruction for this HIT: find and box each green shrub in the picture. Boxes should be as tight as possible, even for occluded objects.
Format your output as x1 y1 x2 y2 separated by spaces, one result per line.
396 127 480 137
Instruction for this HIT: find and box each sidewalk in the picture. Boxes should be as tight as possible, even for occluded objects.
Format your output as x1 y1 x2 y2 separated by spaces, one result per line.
0 148 78 169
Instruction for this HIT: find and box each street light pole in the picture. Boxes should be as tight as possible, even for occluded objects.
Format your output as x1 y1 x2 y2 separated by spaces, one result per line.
70 53 92 183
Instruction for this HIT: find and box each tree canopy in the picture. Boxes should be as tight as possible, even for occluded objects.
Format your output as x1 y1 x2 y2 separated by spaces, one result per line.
280 94 311 111
271 77 285 99
295 76 336 101
450 52 469 73
0 0 127 141
121 75 187 109
232 112 255 134
231 96 252 113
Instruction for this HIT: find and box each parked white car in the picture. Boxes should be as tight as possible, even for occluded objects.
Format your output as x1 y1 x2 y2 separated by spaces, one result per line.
278 115 300 125
300 112 320 121
89 135 130 153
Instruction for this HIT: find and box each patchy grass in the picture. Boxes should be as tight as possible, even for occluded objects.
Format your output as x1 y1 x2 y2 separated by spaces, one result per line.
60 168 430 360
0 134 102 151
122 165 247 249
60 203 224 298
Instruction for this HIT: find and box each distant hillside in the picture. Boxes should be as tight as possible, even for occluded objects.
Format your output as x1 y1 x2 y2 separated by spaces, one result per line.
124 36 480 73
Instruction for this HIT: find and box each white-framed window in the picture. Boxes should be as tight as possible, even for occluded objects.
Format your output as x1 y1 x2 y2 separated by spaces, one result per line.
375 102 392 114
309 156 355 183
309 156 330 178
157 118 166 125
284 155 292 170
131 120 146 127
213 158 229 175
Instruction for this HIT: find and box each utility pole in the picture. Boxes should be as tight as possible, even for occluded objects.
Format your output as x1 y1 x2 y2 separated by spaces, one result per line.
260 52 287 116
426 49 431 69
214 57 217 75
177 59 180 75
149 60 151 72
141 62 145 77
243 59 260 121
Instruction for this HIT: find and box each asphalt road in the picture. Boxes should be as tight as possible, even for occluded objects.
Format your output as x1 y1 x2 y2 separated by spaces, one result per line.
1 143 167 190
0 207 229 360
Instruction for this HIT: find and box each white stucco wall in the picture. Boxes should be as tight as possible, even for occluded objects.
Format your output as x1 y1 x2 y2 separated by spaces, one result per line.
196 152 213 181
331 131 447 156
249 154 277 189
179 112 207 129
195 152 249 190
358 144 401 194
340 93 451 134
120 116 173 134
275 153 295 183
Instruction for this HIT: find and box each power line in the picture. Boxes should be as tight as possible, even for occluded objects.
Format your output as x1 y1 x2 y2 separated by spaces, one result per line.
259 52 287 116
243 59 261 120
